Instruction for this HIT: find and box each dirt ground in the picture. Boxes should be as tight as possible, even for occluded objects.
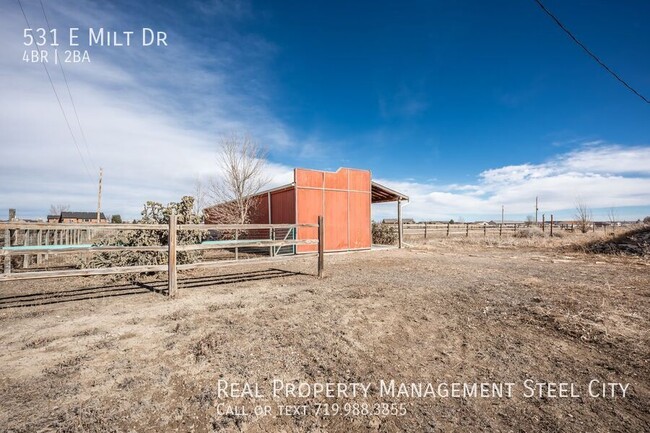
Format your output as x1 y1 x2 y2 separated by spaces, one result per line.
0 234 648 432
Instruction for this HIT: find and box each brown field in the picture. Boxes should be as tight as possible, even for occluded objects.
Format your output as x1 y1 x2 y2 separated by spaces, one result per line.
0 232 649 432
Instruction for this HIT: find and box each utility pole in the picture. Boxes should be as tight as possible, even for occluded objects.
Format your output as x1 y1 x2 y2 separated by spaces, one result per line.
535 196 539 224
97 167 103 223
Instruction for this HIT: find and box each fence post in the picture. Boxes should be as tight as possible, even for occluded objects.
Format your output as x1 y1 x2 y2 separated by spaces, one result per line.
483 225 486 237
23 229 29 269
45 229 50 261
318 215 324 278
168 213 177 297
550 215 554 237
235 229 239 260
542 214 545 233
397 199 403 249
424 223 427 239
447 223 450 237
466 223 469 237
499 223 502 237
3 226 10 275
37 230 43 265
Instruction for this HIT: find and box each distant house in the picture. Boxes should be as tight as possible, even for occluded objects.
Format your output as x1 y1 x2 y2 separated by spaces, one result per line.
382 218 415 224
47 215 60 223
53 211 108 223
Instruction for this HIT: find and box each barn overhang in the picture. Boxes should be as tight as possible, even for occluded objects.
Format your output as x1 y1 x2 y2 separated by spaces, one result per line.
371 181 409 249
371 181 409 204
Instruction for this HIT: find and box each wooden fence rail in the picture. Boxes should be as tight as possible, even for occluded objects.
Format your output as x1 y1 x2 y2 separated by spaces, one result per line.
382 221 575 238
0 217 325 296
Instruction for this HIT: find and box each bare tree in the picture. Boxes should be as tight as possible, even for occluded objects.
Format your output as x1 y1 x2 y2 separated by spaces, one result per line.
192 177 208 219
49 204 70 215
205 133 270 224
525 215 534 227
607 207 618 227
574 201 592 233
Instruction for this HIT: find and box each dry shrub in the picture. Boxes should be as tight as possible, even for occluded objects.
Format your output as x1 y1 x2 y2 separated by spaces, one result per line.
513 227 545 238
192 332 225 361
372 223 397 245
52 405 121 433
583 226 650 256
23 336 54 349
79 196 203 274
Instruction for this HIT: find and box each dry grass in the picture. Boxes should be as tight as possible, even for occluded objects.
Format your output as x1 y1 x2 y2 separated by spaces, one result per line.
0 236 648 432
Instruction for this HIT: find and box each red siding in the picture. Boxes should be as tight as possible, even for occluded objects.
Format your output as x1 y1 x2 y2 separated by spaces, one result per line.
205 168 372 252
324 190 348 250
249 194 269 224
296 186 322 253
295 167 371 252
270 189 295 224
324 168 348 190
295 169 324 188
349 191 371 249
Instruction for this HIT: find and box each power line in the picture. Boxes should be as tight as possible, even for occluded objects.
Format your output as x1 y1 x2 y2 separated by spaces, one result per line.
40 0 97 170
16 0 94 182
533 0 649 104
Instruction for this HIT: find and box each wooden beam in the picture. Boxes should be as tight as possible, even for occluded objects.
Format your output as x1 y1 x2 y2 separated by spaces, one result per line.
0 222 167 230
0 264 169 281
0 245 168 256
176 239 317 252
318 215 324 278
179 223 318 230
168 213 177 297
0 222 320 231
178 253 318 271
23 229 29 269
37 230 42 265
550 215 554 237
3 225 9 274
397 199 403 249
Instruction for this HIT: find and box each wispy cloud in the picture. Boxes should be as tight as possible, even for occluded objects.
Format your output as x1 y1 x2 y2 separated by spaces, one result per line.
378 82 430 119
374 144 650 221
0 0 296 219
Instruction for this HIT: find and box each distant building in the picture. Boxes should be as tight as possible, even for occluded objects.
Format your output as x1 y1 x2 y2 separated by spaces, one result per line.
382 218 415 224
50 211 108 223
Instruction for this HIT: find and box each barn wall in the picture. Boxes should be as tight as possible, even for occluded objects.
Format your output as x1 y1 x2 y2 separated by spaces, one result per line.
295 167 371 252
270 189 296 224
204 167 372 253
250 194 270 224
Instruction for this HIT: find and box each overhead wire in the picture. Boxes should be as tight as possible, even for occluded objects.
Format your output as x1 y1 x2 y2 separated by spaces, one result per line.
39 0 97 169
533 0 649 104
16 0 95 182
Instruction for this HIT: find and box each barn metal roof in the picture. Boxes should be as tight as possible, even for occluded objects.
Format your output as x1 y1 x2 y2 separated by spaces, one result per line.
371 181 409 203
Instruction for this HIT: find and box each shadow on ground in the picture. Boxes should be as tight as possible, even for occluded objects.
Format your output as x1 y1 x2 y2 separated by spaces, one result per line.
0 268 302 309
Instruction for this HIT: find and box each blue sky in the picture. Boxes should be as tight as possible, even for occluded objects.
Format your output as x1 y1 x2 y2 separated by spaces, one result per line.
1 0 649 222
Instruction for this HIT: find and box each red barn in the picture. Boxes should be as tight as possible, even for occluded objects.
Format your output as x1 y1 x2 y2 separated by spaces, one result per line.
205 167 409 252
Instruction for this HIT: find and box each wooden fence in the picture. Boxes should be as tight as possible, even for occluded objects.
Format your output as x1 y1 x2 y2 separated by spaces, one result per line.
386 220 620 239
386 220 568 238
0 215 325 296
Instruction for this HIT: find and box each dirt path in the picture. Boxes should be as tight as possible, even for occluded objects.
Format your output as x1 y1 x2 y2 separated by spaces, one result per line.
0 244 648 432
